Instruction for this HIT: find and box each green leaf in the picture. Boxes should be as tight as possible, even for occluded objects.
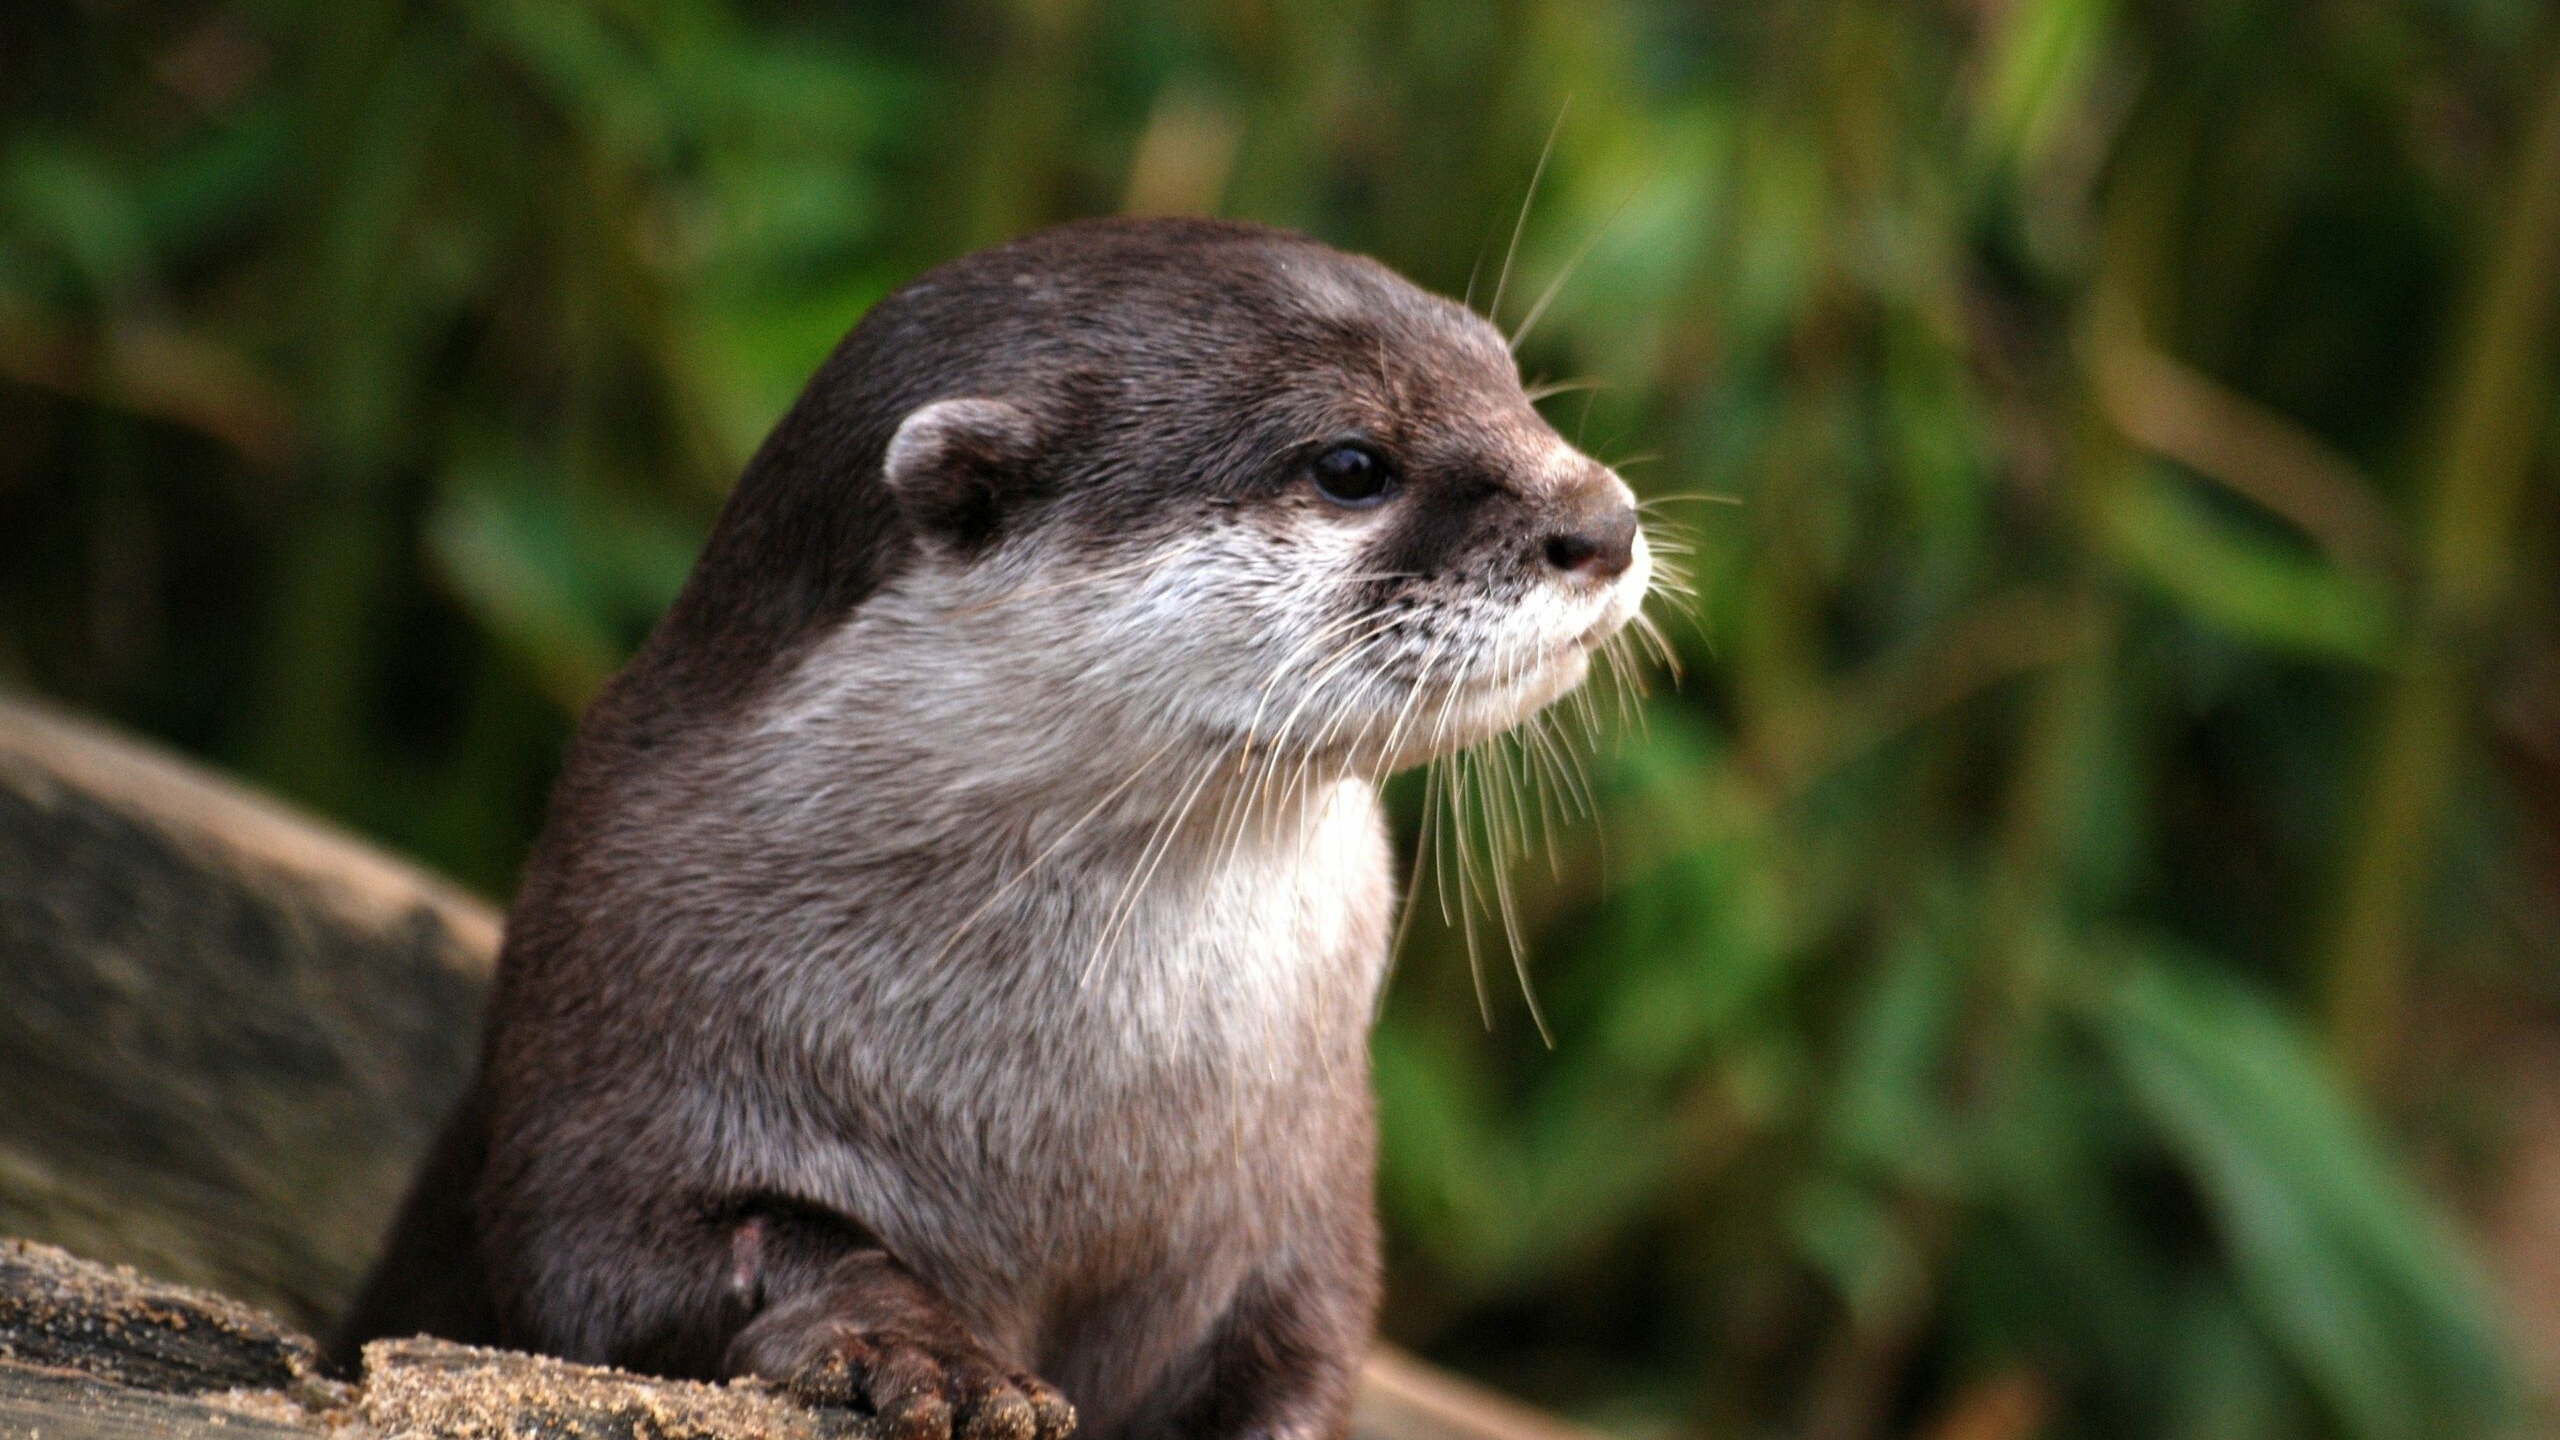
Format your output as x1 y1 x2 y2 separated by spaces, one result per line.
1 141 151 298
2105 466 2396 664
1787 1176 1924 1329
1823 926 1961 1188
2099 950 2517 1440
1970 0 2117 184
426 461 698 709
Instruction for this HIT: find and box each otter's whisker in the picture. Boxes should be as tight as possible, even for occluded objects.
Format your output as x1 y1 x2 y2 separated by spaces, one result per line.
1085 749 1222 986
1221 612 1400 872
1263 629 1396 835
1226 624 1405 908
1585 643 1620 744
1488 634 1541 866
1490 97 1570 329
931 730 1187 964
1603 630 1647 735
1189 617 1405 1027
1643 561 1714 663
1080 743 1234 997
1492 826 1552 1049
1481 747 1531 957
1449 728 1554 1046
1524 376 1606 404
1374 637 1457 997
1646 563 1702 610
1421 658 1511 1035
1236 610 1394 766
1646 561 1702 599
1419 667 1475 927
1487 746 1537 943
1513 708 1577 874
1473 640 1558 1039
1631 610 1681 683
1568 661 1604 749
1509 181 1640 355
1522 707 1593 821
1449 753 1492 1030
1261 623 1403 812
1624 638 1657 739
1226 610 1401 821
1374 635 1454 786
1296 626 1413 795
1382 766 1434 1013
1554 708 1600 814
1462 212 1499 317
1519 728 1566 881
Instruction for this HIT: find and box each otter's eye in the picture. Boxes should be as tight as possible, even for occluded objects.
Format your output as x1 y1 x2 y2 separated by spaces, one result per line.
1308 444 1396 507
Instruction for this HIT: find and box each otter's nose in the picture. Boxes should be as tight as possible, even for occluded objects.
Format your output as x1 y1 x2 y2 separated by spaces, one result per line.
1540 499 1640 580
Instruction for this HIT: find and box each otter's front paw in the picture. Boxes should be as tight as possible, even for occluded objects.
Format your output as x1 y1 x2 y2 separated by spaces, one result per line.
783 1330 1075 1440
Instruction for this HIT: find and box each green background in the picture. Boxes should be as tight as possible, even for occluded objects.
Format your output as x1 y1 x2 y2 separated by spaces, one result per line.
5 2 2557 1437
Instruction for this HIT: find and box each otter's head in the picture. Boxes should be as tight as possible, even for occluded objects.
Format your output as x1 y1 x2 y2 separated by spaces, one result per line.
660 217 1654 787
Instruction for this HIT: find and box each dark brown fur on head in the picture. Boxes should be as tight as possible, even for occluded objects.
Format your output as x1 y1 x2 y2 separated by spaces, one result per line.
337 218 1646 1440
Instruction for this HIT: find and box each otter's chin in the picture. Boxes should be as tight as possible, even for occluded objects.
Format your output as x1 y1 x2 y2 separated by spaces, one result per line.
1517 642 1597 715
1346 643 1591 774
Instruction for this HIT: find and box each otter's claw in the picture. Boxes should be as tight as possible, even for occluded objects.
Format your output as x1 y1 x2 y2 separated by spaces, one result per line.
783 1331 1076 1440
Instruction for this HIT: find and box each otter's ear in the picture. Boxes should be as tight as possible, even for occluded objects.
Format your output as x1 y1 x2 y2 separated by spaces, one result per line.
882 397 1040 553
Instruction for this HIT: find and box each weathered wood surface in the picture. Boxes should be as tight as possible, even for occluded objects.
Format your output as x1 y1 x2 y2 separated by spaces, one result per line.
0 1237 341 1438
0 699 493 1334
0 1237 327 1396
0 693 1601 1440
357 1338 875 1440
0 1238 881 1439
0 1363 328 1440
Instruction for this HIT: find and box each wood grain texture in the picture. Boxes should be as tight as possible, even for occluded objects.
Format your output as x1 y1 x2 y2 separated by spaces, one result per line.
0 1238 325 1396
0 698 489 1333
0 1240 881 1440
0 1364 327 1440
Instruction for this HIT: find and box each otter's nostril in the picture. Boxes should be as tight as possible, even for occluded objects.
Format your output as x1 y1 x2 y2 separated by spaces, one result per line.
1545 533 1600 571
1541 507 1638 579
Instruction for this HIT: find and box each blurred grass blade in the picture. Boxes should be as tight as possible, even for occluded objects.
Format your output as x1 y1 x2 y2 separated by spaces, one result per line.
2103 464 2395 665
427 467 696 709
2324 49 2560 1087
2100 950 2517 1440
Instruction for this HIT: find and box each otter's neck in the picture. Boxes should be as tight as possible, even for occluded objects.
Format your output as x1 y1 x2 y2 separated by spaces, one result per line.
622 574 1397 1055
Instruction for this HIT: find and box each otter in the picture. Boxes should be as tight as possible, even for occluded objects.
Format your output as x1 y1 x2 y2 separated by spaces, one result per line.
337 217 1651 1440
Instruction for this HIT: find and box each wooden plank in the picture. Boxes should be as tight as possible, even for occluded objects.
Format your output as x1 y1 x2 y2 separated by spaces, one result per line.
0 1363 328 1440
0 699 490 1332
0 1239 323 1397
0 1244 878 1440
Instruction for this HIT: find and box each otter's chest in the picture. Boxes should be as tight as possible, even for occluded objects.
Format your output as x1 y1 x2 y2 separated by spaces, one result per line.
938 776 1390 1147
830 780 1392 1264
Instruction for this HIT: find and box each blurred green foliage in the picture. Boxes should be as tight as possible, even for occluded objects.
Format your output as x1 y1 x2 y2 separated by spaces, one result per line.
5 3 2559 1438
